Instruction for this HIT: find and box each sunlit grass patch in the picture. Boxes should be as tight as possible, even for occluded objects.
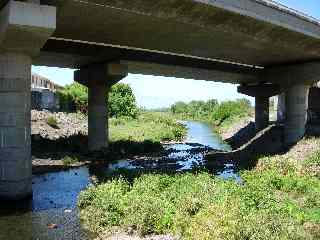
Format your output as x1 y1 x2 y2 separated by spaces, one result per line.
109 112 187 143
78 166 320 239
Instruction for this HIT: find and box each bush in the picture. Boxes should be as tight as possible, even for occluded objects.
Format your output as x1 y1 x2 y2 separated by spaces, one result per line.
170 98 252 126
46 116 59 129
212 99 251 125
78 167 320 239
57 82 88 113
62 156 79 166
109 83 138 119
58 82 138 119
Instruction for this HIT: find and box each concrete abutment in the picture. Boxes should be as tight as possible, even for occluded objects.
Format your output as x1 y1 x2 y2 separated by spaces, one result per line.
0 1 56 200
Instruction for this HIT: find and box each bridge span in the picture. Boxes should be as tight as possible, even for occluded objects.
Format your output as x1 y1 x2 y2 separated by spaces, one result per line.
1 0 320 199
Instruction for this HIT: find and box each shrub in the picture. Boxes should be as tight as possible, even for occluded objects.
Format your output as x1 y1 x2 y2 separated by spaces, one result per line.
109 83 138 119
78 166 320 239
170 98 252 126
58 82 138 119
46 116 59 129
57 82 88 113
62 156 79 166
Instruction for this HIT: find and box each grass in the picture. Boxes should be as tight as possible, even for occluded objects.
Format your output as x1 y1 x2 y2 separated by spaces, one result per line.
78 139 320 239
109 112 187 142
46 116 59 129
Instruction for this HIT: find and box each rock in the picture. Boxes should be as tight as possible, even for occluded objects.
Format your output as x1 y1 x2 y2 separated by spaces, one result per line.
31 110 88 140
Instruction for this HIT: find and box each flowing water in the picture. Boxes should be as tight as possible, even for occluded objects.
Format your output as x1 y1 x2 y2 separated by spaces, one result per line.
0 121 237 240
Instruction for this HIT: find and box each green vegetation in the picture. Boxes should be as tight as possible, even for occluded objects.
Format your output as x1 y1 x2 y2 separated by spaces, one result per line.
109 83 138 119
78 148 320 239
57 82 88 113
62 155 80 166
170 98 253 131
46 116 59 129
57 82 138 118
110 112 186 142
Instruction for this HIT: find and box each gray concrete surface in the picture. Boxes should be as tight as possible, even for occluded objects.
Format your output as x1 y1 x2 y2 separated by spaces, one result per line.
284 85 310 145
74 63 128 151
255 96 269 131
0 0 55 199
28 0 320 84
1 0 320 198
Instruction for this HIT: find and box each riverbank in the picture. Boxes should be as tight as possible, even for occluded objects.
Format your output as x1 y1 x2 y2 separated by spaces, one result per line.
31 111 187 174
78 137 320 240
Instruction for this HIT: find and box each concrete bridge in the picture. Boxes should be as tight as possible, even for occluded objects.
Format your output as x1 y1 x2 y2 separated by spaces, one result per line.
1 0 320 199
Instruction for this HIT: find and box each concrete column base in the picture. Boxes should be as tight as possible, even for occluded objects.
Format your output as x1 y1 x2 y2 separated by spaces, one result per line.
284 85 309 146
0 53 32 200
88 81 108 151
255 96 269 131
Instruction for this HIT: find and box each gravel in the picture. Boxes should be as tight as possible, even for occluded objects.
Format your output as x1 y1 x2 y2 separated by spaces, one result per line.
31 110 88 140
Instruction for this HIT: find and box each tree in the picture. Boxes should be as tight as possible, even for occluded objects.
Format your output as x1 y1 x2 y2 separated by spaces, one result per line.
109 83 138 118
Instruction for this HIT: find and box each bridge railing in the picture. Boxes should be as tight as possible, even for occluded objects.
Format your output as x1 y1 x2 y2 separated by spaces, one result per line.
258 0 320 24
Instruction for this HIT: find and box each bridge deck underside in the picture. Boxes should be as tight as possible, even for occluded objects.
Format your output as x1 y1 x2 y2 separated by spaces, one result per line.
32 0 320 83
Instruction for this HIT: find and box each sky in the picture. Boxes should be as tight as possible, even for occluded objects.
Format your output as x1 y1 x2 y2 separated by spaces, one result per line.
32 0 320 109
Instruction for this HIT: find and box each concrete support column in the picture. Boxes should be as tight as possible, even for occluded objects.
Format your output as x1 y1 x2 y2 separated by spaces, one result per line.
284 85 310 145
255 96 269 131
0 53 32 199
277 93 286 123
0 1 56 200
75 63 128 152
88 80 108 151
238 83 281 132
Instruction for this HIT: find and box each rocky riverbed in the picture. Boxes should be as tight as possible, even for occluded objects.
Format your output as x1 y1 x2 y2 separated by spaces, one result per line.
32 110 88 140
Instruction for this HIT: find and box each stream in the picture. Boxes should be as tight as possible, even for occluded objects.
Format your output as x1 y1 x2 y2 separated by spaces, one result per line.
0 121 238 240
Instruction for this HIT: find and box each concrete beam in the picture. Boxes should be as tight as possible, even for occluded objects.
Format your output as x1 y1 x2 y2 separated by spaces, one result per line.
262 62 320 87
0 1 56 200
123 61 259 84
238 83 281 98
0 0 56 56
74 62 128 87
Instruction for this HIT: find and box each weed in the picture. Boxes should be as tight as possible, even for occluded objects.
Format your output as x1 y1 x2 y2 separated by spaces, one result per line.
46 116 59 129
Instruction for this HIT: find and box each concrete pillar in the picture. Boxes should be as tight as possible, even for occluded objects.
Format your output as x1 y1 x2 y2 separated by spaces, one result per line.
0 1 56 200
74 63 128 152
277 93 286 122
284 85 310 145
255 96 269 131
0 53 32 199
88 80 108 151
